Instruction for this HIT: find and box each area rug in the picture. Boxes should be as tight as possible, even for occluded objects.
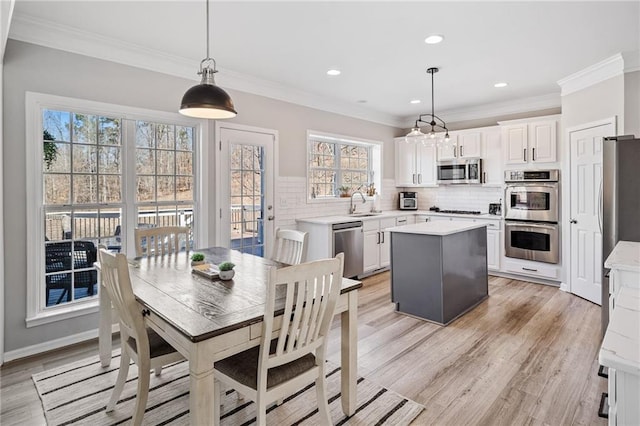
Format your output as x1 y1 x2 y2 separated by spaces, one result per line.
33 351 424 425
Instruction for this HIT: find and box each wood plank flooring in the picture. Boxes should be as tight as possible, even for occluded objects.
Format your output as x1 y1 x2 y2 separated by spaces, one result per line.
1 273 607 425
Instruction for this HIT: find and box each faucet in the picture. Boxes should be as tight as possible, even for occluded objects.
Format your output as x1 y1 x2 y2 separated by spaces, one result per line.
349 190 366 214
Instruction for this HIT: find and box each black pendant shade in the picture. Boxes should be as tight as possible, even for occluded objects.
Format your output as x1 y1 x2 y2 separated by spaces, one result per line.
179 82 237 119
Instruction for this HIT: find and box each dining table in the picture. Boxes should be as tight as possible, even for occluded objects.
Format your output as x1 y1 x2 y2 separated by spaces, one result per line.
97 247 361 425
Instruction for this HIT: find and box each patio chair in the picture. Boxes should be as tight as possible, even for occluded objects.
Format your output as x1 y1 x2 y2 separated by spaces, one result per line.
97 248 184 425
134 226 190 258
270 228 309 265
213 253 344 426
45 241 97 305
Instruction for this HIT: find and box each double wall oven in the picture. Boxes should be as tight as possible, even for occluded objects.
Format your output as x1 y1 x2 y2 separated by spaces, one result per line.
504 170 560 264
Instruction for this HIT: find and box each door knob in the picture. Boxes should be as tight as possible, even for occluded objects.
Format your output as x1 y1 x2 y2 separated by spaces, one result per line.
267 215 275 221
570 219 577 224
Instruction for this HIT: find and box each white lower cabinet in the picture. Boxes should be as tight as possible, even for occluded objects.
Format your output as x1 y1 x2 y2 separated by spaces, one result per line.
363 217 396 273
486 229 500 271
503 258 560 280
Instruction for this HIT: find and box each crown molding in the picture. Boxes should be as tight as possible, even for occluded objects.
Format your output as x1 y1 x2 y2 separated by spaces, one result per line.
622 50 640 73
401 92 561 128
557 53 625 96
9 13 405 128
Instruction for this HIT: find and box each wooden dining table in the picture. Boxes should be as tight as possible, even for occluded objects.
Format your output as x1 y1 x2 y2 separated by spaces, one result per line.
97 247 361 425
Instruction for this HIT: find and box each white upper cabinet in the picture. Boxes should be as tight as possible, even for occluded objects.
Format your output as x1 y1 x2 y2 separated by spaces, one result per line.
501 116 558 165
437 131 482 160
394 137 436 187
480 126 502 185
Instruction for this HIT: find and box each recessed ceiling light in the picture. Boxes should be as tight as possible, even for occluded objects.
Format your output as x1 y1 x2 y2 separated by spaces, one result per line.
424 34 444 44
327 69 341 76
494 82 508 88
410 99 421 104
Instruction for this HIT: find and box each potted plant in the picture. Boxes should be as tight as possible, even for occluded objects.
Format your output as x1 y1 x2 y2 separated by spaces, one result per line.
218 261 236 280
190 252 205 266
338 185 351 198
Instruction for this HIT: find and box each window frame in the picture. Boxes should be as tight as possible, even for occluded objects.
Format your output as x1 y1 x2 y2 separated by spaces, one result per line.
26 92 206 327
306 130 383 202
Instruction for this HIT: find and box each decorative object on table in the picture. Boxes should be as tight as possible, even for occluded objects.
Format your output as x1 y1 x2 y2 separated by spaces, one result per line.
179 0 237 120
218 261 236 280
338 185 351 197
404 67 451 147
32 352 425 426
191 263 220 280
190 252 205 266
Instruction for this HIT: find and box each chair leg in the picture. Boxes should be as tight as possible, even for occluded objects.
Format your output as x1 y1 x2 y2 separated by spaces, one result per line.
256 395 267 426
316 366 331 425
154 365 162 376
213 379 221 426
106 350 130 412
131 358 151 426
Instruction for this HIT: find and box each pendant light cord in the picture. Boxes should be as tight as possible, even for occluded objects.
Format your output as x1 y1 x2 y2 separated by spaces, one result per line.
206 0 210 60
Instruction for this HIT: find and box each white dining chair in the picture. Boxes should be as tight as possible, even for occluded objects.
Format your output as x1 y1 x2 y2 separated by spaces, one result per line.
98 248 184 426
270 227 309 265
213 253 344 426
134 226 190 258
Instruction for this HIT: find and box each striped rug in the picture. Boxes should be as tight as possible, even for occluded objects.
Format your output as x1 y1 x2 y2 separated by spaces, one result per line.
32 351 424 425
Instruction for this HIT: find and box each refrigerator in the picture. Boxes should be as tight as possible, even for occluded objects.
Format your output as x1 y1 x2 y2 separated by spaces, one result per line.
601 135 640 338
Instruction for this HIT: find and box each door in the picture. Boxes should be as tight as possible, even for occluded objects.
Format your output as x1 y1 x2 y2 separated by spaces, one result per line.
569 122 614 304
503 124 527 164
218 124 275 258
395 138 417 186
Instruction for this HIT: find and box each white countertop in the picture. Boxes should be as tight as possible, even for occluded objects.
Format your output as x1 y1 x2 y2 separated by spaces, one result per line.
295 210 502 225
387 220 487 236
600 286 640 374
604 241 640 272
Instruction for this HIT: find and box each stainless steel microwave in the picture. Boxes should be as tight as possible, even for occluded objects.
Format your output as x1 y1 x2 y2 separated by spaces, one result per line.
436 158 482 184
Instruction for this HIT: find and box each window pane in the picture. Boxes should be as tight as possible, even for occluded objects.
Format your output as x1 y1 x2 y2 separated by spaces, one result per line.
176 126 193 151
136 176 155 202
176 177 193 200
157 150 175 175
44 142 70 173
156 124 175 149
44 110 71 142
137 206 158 227
98 146 121 174
98 117 121 145
72 114 97 144
73 175 97 204
72 144 97 173
136 121 154 148
72 209 98 240
99 175 121 203
136 149 155 174
45 212 71 241
157 176 175 200
176 151 193 175
44 175 71 205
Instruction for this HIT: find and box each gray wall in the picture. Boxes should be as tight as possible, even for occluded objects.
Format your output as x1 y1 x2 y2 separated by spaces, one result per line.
2 40 401 353
561 74 625 131
624 70 640 137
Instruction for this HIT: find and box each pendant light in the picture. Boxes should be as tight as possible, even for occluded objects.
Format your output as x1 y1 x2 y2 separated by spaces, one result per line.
405 67 449 146
179 0 237 119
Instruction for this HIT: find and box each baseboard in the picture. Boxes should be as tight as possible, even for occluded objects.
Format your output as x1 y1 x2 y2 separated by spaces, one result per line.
3 323 119 363
559 281 569 292
488 271 561 287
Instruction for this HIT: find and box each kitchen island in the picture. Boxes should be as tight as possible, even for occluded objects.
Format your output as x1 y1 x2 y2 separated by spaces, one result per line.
388 221 488 325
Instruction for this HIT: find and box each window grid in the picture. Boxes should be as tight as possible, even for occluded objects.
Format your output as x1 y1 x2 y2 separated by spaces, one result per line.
308 140 371 198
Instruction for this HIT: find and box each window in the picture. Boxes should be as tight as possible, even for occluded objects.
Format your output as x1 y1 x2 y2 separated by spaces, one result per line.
27 93 202 326
307 131 382 199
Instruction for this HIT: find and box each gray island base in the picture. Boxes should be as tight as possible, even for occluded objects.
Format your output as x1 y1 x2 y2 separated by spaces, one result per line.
388 221 489 325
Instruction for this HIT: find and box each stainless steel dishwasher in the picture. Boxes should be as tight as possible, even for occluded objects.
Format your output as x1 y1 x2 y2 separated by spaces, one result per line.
332 221 364 278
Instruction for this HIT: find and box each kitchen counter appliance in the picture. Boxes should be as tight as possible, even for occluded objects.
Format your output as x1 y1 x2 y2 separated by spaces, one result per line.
332 221 364 278
399 191 418 210
504 169 560 264
436 158 482 184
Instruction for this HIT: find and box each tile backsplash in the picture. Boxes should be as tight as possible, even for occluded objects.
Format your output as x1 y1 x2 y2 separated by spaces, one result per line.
276 177 503 230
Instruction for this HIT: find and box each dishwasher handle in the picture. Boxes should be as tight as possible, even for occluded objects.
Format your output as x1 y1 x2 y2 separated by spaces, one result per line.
332 221 363 231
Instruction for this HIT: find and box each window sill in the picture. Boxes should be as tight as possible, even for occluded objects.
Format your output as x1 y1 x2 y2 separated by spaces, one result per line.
26 299 99 328
307 195 374 204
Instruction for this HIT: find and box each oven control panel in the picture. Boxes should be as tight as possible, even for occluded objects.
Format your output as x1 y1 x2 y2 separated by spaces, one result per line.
504 169 559 182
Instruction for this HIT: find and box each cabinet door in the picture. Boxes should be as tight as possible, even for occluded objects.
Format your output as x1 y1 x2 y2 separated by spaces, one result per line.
503 124 527 164
395 138 417 186
529 120 557 163
416 143 437 185
486 230 501 271
459 131 482 158
436 133 458 160
481 127 502 184
363 229 380 272
378 218 396 268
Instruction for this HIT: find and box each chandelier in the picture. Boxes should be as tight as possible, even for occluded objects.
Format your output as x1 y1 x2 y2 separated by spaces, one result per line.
405 67 450 147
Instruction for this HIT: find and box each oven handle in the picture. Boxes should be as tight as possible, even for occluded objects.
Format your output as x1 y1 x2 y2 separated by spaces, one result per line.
505 222 558 230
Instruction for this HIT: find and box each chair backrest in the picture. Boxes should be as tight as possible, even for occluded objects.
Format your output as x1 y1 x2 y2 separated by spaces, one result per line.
98 248 148 352
134 226 190 258
271 228 309 265
258 253 344 385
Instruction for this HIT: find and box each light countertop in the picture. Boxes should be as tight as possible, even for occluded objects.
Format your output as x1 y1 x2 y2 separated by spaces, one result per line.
604 241 640 272
387 220 487 236
296 210 502 225
600 286 640 374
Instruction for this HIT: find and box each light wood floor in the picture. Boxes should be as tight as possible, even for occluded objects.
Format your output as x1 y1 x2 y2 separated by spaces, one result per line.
1 273 607 425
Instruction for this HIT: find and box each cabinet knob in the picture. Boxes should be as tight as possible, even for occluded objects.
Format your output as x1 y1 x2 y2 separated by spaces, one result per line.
570 219 577 224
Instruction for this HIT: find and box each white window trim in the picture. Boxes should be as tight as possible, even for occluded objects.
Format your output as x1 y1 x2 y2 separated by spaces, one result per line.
306 130 383 203
25 92 207 327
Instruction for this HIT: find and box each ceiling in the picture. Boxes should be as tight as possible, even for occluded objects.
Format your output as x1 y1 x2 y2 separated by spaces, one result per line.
8 1 640 127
